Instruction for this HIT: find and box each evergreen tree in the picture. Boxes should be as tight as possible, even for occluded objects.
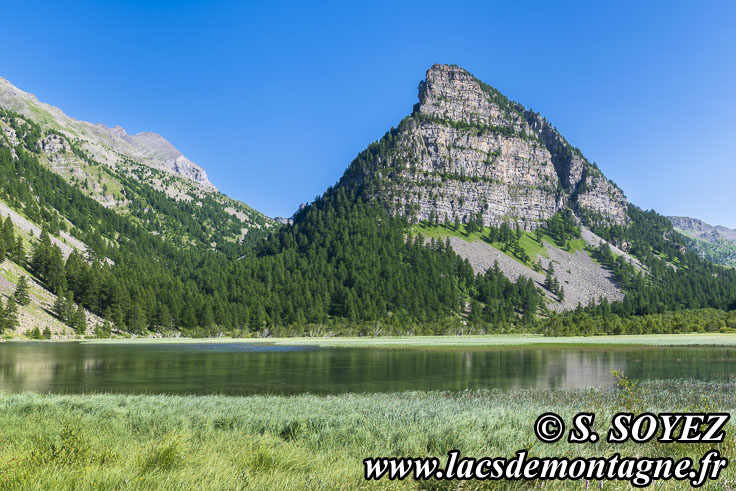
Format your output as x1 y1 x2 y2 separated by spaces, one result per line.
53 289 67 322
4 298 18 331
0 300 5 332
154 303 172 332
72 305 87 334
199 304 215 330
11 237 24 265
544 263 555 292
1 217 13 250
14 276 31 306
99 320 112 338
127 304 147 334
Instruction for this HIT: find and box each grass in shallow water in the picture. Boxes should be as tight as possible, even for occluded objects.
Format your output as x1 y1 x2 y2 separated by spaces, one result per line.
0 379 733 489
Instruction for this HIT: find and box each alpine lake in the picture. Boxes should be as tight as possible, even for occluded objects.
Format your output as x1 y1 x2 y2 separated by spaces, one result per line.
1 338 734 395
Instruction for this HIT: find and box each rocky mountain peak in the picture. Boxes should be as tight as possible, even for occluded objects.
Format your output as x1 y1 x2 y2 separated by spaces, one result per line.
109 125 128 138
341 64 628 229
415 64 522 129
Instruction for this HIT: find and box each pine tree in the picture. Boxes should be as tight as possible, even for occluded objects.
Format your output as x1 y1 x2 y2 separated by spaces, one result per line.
199 304 215 330
97 319 112 338
0 300 5 332
544 262 556 293
127 304 147 334
11 237 24 265
5 298 18 331
14 276 31 306
535 227 544 244
2 217 13 247
154 303 172 332
72 305 87 334
54 289 70 323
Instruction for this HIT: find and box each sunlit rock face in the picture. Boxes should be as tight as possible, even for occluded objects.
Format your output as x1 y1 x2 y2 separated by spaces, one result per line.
340 64 627 229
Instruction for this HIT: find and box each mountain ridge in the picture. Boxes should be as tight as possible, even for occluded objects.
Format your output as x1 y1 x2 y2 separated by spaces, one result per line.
0 77 276 255
0 76 215 190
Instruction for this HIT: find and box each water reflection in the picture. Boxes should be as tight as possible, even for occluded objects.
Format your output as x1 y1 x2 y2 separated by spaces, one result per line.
0 342 733 396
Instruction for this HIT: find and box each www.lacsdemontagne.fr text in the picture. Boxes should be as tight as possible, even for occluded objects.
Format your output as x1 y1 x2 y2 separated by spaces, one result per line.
364 412 730 487
364 449 727 487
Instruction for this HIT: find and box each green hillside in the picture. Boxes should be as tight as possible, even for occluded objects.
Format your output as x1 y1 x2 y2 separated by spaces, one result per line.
679 231 736 268
0 67 734 339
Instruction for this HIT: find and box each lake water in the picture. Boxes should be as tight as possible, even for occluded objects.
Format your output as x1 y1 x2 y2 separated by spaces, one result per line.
0 342 733 395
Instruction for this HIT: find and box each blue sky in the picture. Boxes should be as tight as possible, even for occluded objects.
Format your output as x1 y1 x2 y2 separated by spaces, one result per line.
2 1 735 226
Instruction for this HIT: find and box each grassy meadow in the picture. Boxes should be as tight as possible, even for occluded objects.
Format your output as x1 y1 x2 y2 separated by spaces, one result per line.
0 378 734 489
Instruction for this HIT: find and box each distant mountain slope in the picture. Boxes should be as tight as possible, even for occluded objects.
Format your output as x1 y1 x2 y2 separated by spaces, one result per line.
0 76 213 189
669 216 736 267
0 77 275 253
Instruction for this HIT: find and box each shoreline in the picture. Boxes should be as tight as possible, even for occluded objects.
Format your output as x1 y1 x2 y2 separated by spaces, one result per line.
3 332 735 348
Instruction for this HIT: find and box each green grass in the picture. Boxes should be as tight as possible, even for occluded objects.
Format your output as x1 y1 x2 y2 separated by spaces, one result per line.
0 380 733 489
413 221 487 242
412 223 547 267
564 237 586 254
77 333 736 348
412 223 588 271
513 231 548 260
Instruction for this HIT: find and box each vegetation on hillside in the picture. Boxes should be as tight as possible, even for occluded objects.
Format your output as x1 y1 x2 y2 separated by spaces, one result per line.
1 109 273 256
677 231 736 268
1 103 736 338
586 206 736 315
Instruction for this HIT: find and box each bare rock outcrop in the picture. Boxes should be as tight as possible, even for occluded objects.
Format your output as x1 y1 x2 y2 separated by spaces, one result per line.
340 64 628 229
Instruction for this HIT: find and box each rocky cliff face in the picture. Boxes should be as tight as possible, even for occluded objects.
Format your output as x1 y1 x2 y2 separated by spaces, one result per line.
340 64 627 229
0 76 215 190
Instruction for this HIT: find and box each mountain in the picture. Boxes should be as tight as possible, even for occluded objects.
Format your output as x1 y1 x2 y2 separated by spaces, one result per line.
0 65 733 340
669 216 736 267
339 64 628 229
0 76 275 253
244 64 734 333
0 75 276 338
334 65 642 311
0 76 214 189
